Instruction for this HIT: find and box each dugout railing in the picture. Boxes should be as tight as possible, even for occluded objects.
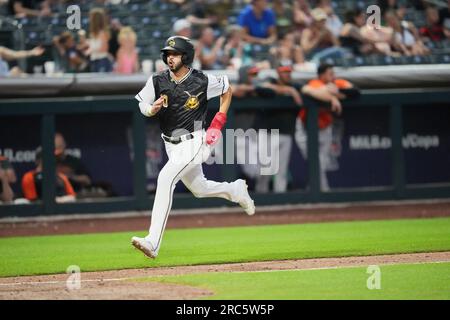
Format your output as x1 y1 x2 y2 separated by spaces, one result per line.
0 88 450 217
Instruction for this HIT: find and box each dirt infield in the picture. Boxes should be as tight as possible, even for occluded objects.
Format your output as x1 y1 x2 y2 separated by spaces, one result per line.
1 251 449 300
1 201 450 238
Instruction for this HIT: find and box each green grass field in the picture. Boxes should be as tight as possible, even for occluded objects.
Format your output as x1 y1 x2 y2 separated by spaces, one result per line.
1 217 450 278
147 262 450 299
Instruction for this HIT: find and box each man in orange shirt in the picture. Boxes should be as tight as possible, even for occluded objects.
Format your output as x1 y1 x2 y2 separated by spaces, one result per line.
295 63 359 191
22 147 76 203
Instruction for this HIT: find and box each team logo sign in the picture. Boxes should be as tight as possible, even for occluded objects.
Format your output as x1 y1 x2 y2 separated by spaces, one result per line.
168 39 176 47
184 91 203 110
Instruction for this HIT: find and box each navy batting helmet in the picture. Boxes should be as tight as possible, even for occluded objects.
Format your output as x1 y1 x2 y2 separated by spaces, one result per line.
160 36 195 66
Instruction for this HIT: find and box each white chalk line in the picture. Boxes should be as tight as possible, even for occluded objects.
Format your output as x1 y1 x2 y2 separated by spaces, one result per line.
1 259 449 288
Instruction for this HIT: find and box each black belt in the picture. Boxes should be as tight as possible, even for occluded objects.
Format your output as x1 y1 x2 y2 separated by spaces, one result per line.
162 133 194 144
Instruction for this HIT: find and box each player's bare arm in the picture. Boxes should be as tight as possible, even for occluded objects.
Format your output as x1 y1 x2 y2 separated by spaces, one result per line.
302 85 342 115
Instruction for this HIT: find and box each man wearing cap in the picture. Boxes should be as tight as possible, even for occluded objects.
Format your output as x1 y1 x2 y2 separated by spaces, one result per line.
132 36 255 259
301 8 348 63
256 64 303 193
296 63 360 191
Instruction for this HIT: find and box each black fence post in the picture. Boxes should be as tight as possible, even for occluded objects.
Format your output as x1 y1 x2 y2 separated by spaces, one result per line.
305 98 321 201
41 114 56 214
132 110 148 210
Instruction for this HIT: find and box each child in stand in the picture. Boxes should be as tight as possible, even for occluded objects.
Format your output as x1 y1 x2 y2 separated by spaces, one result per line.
115 27 139 74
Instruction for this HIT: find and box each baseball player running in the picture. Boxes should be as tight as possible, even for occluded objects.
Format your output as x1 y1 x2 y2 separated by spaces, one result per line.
131 36 255 259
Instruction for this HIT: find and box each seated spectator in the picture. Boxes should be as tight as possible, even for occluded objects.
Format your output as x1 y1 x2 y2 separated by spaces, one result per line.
21 147 76 203
185 0 219 29
222 25 254 70
0 45 44 77
115 27 139 74
301 8 349 63
173 19 193 38
296 63 360 191
445 19 450 39
77 30 89 54
8 0 52 17
197 27 226 70
440 1 450 28
54 133 115 197
0 156 15 203
360 20 398 56
271 0 294 37
339 9 381 56
53 31 89 73
420 6 445 42
378 0 407 19
270 32 304 70
384 10 430 56
238 0 277 45
108 18 123 60
293 0 313 34
54 132 91 193
0 156 17 185
317 0 343 38
86 8 113 72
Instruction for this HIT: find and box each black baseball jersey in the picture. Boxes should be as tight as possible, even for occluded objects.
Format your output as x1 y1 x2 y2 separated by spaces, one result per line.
135 68 230 137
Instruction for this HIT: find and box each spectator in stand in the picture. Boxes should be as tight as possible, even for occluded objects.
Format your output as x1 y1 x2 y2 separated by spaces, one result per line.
115 26 139 74
271 0 294 37
238 0 277 45
439 0 450 27
339 9 381 56
360 18 398 56
77 29 90 54
293 0 313 34
296 63 360 191
0 156 15 203
270 32 305 69
317 0 343 38
378 0 407 19
173 18 193 38
21 147 76 203
301 8 349 63
222 25 254 70
384 10 430 56
0 45 44 77
197 27 226 70
86 8 113 72
108 18 123 60
185 0 219 29
420 6 445 42
53 31 89 73
8 0 52 17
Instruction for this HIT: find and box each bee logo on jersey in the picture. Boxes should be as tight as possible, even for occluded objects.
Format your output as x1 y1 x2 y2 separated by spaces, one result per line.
183 91 203 110
161 94 168 108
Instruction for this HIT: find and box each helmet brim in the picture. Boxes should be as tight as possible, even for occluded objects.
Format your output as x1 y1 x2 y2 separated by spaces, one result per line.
161 46 182 53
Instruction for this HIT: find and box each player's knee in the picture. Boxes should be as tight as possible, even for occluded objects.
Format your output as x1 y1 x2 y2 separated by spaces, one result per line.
188 181 206 198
